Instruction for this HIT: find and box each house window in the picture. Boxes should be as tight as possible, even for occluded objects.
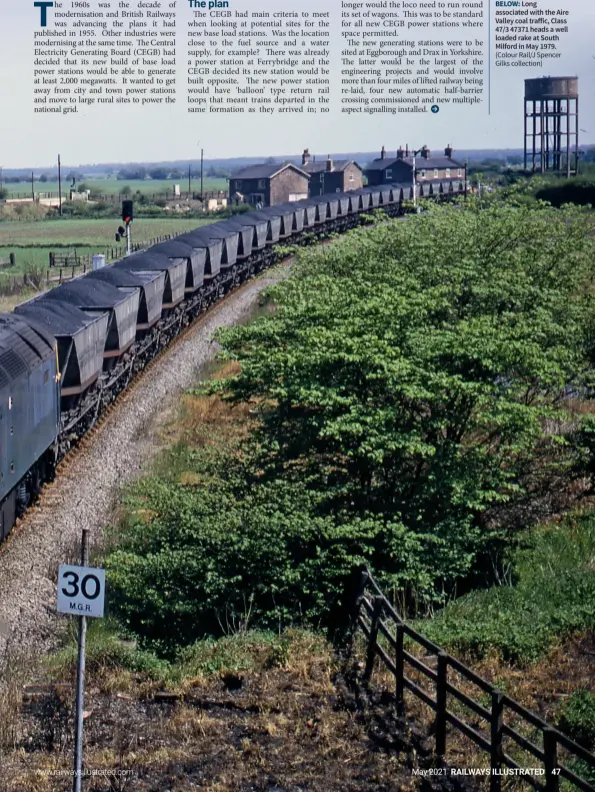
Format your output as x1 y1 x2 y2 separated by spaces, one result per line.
446 168 451 178
420 170 426 179
233 180 241 191
258 179 266 189
458 169 462 177
349 172 354 182
385 169 393 179
434 169 439 178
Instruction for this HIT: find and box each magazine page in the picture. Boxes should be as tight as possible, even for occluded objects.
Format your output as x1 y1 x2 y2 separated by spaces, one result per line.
1 0 594 788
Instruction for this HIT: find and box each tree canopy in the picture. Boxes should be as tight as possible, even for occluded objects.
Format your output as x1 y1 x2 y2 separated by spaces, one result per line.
106 202 595 646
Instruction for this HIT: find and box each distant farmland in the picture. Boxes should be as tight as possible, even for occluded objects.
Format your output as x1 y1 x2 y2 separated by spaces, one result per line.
3 177 228 198
0 217 214 273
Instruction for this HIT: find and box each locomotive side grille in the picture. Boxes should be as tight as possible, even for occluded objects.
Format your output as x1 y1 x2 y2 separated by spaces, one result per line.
0 349 28 380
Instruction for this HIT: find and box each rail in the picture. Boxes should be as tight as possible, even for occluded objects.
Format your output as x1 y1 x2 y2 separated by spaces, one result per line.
349 568 595 792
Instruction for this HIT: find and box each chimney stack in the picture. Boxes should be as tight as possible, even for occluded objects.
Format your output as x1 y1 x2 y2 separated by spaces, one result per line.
405 144 409 157
380 145 386 159
421 146 430 159
302 148 310 166
326 155 333 172
397 146 404 160
444 143 453 158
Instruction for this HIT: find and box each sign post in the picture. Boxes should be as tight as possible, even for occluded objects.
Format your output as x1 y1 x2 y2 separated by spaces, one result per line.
57 529 106 792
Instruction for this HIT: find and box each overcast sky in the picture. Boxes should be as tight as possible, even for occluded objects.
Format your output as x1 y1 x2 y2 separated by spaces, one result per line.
1 0 593 168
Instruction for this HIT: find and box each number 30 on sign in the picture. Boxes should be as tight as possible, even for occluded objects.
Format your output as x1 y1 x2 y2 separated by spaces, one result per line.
57 565 106 618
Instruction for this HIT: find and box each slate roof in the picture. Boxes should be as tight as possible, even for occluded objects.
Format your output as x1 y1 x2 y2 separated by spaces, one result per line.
365 155 464 172
230 162 309 180
301 160 362 174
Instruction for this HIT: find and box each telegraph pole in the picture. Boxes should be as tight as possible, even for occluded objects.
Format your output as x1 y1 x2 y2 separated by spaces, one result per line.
411 147 425 214
200 147 204 201
188 163 191 199
58 154 62 216
31 171 35 201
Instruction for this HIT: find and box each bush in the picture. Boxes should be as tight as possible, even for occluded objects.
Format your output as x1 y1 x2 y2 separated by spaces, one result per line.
557 690 595 749
535 178 595 207
48 618 168 681
417 514 595 664
105 456 360 654
106 202 595 653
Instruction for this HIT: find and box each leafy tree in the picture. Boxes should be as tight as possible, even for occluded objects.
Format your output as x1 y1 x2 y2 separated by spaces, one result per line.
214 201 595 607
105 202 595 650
120 185 132 196
149 168 170 180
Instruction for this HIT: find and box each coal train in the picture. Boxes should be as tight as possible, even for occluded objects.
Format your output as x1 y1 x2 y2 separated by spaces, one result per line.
0 179 464 542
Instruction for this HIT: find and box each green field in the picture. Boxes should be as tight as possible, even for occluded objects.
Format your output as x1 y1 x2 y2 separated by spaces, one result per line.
3 176 228 198
0 217 215 273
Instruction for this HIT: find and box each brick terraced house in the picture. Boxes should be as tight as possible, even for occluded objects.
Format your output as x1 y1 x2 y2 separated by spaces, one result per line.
228 163 309 207
364 145 467 189
300 149 364 197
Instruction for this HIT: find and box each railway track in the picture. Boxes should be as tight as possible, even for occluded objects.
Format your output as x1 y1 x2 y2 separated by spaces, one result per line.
2 260 289 555
0 263 290 659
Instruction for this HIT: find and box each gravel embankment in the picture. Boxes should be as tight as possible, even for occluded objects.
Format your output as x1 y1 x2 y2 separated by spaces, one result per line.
0 267 287 664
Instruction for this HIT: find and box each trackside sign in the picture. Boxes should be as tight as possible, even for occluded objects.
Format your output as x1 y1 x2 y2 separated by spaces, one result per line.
57 564 106 619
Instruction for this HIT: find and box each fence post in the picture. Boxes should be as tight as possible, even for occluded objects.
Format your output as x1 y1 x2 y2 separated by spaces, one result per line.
544 729 559 792
9 253 15 267
490 691 504 792
395 622 404 717
49 252 54 267
363 596 382 683
59 268 63 284
436 651 448 759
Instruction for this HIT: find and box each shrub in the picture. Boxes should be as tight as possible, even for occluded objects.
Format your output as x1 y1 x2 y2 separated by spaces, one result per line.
557 690 595 749
417 515 595 664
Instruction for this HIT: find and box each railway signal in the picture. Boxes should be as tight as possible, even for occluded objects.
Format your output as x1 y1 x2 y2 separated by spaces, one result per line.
57 529 106 792
121 201 133 255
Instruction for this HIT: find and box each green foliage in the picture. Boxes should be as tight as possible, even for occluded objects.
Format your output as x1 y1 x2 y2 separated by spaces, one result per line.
106 201 595 651
48 618 168 680
105 453 363 652
214 202 595 608
416 514 595 664
557 690 595 750
535 177 595 208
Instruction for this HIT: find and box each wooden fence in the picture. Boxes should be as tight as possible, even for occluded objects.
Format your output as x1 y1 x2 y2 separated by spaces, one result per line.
351 568 595 792
48 235 174 269
6 190 228 202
